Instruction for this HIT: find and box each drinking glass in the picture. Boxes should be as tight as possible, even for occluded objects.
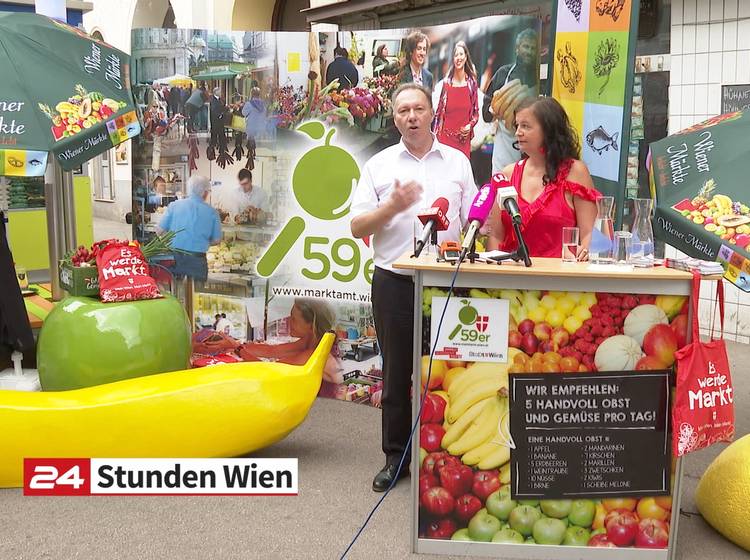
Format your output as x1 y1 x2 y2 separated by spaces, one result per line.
613 231 633 265
561 227 580 263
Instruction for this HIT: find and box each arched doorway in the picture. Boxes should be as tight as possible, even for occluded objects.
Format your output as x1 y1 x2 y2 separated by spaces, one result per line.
231 0 275 30
132 0 173 29
272 0 310 31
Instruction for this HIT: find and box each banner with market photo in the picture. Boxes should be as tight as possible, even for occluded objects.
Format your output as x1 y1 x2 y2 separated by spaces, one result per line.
130 15 540 407
549 0 640 226
649 111 750 292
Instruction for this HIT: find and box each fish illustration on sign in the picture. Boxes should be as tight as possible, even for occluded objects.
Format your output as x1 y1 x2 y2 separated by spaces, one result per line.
586 125 619 155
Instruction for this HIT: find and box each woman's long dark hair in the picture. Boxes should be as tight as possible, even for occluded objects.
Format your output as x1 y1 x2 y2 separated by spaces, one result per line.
514 96 580 185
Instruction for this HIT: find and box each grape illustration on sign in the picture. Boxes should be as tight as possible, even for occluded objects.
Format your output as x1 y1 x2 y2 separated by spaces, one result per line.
255 121 361 278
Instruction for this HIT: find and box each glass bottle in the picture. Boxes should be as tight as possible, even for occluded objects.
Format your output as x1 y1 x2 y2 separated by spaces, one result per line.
590 196 615 265
630 198 655 267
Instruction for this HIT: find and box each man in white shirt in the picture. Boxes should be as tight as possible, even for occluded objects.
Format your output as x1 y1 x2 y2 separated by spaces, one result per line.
351 83 477 492
214 313 232 335
236 168 267 215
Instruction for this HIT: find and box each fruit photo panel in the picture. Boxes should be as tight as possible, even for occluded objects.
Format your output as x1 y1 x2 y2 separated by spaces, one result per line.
585 31 629 107
555 0 591 33
418 286 681 547
589 0 633 32
581 102 623 182
552 32 588 103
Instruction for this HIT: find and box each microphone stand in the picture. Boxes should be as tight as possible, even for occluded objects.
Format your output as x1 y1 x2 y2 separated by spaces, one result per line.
465 236 480 264
488 219 533 267
411 229 439 258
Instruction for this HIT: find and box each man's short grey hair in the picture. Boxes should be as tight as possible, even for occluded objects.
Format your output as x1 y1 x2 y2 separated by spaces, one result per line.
391 83 433 110
213 87 221 96
187 175 211 198
516 28 538 47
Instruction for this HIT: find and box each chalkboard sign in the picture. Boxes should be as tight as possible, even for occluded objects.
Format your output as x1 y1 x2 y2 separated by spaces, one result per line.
509 371 671 499
722 84 750 114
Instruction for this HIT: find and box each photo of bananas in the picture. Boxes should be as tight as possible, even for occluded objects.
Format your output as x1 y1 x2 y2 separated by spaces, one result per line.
490 78 534 132
38 84 127 141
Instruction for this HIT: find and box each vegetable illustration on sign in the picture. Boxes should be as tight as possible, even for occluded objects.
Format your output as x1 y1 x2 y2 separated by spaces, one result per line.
556 42 582 94
593 37 620 96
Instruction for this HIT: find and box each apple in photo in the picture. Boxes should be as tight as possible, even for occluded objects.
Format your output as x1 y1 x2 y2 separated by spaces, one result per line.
533 322 552 341
508 330 523 349
518 319 535 335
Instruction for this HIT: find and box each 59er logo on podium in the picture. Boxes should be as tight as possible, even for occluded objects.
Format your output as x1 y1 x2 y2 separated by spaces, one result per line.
23 459 91 495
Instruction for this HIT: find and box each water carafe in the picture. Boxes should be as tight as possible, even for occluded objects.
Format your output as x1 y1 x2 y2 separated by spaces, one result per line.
630 198 655 267
590 196 615 264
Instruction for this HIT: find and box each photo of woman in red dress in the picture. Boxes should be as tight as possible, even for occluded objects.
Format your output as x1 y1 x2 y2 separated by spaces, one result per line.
432 41 480 159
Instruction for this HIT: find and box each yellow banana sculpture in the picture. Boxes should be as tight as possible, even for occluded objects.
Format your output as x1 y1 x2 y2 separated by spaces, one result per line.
0 334 335 488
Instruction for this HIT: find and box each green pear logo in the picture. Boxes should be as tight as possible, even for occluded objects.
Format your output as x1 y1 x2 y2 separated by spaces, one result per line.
255 121 361 278
449 300 478 340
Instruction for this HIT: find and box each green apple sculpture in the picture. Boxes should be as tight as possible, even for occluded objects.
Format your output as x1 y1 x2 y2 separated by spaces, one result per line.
37 295 191 391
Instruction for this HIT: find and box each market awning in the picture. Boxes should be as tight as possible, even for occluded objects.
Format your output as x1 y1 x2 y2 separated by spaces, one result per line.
154 73 195 87
192 70 238 81
0 13 140 174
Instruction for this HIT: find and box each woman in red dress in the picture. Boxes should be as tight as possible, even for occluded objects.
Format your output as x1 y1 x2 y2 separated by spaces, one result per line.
432 41 479 158
487 96 600 259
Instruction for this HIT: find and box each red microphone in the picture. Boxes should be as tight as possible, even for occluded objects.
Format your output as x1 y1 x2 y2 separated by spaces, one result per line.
413 197 450 257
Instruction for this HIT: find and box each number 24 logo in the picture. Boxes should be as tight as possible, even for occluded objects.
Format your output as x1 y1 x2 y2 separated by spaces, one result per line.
30 465 85 489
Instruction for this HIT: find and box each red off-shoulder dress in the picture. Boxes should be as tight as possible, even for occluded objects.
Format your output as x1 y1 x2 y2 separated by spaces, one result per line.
498 158 602 258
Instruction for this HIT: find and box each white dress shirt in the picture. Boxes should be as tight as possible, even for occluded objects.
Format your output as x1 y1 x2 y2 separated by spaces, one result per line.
350 137 477 273
235 185 267 214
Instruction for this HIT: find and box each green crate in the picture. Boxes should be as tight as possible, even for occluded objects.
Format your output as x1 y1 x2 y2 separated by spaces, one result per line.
59 261 99 297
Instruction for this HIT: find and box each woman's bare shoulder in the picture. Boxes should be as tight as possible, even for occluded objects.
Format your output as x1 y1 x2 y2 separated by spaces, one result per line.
566 159 594 187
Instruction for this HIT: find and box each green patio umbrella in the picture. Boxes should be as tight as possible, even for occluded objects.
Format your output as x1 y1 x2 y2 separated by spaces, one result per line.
649 111 750 291
0 12 140 175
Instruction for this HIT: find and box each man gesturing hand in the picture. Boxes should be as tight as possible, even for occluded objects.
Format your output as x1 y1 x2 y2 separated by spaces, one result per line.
388 179 423 213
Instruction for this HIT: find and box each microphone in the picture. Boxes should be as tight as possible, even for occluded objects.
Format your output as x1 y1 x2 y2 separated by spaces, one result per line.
413 197 450 258
493 173 522 225
461 182 498 254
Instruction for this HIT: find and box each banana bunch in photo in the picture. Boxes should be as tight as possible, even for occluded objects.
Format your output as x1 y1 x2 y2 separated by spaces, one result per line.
441 361 514 470
490 78 534 132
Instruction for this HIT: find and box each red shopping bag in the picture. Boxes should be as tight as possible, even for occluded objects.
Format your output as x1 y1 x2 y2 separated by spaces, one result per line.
96 240 161 303
672 272 734 456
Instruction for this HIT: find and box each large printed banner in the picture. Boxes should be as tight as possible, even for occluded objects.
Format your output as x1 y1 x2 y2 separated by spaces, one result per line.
130 16 539 406
550 0 639 224
418 286 680 546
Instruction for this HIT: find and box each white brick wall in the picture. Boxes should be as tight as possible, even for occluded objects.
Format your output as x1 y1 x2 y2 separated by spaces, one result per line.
669 0 750 343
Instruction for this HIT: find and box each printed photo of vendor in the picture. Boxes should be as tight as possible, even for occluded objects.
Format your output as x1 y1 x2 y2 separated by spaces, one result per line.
237 298 344 397
157 175 222 282
234 168 268 223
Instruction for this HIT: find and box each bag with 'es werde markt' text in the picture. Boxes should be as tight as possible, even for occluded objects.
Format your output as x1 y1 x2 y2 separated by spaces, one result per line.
672 272 734 457
96 240 161 303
